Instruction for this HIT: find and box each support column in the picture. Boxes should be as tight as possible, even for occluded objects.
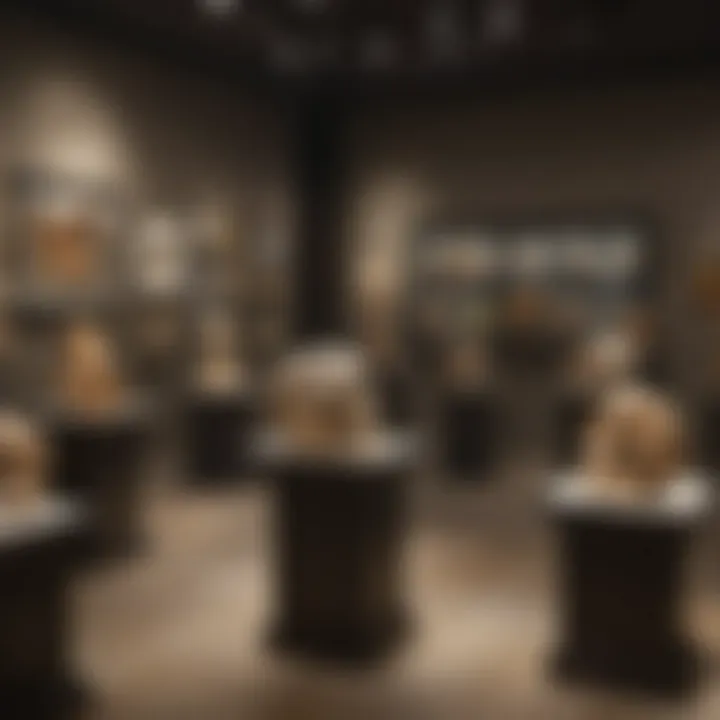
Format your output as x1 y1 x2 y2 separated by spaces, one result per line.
288 90 350 340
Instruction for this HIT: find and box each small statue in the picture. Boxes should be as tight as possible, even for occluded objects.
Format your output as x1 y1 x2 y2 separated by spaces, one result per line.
58 321 124 413
33 216 97 286
0 412 45 506
581 383 684 501
197 309 244 392
269 343 379 455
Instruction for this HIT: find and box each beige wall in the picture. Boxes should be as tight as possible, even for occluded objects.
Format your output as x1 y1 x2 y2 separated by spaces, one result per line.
0 10 293 283
347 80 720 398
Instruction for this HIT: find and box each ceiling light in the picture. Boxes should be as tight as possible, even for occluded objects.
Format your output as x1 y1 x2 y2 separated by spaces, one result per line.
199 0 240 19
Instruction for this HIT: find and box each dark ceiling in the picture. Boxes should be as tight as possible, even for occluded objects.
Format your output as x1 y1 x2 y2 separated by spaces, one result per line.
10 0 720 97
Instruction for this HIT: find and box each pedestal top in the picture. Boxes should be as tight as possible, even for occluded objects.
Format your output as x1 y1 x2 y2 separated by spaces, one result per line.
46 393 152 431
548 470 714 527
188 383 255 405
0 496 86 550
251 429 419 477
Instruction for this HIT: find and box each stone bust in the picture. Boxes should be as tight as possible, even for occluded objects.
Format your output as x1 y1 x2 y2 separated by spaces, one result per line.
0 412 44 505
269 342 378 455
581 383 683 501
58 321 123 413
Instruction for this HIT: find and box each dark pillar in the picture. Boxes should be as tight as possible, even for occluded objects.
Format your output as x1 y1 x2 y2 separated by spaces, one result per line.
289 91 350 339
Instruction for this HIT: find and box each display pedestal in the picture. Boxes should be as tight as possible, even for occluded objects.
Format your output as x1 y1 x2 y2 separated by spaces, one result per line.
554 390 593 466
184 387 255 484
493 327 570 377
439 389 498 481
0 498 89 719
254 431 416 664
49 399 150 561
548 473 711 697
699 398 720 470
377 367 415 428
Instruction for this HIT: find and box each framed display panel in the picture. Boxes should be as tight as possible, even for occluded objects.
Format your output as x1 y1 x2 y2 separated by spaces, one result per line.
4 168 125 298
131 210 196 298
410 213 657 339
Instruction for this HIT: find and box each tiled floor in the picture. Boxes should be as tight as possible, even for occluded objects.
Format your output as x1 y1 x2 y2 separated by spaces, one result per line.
73 465 720 720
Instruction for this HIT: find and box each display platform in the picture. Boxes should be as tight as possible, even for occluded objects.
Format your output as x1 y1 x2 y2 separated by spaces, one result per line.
183 385 255 485
377 366 416 429
0 497 89 719
439 389 499 481
554 390 593 466
698 398 720 471
548 471 712 697
253 430 417 664
48 397 150 561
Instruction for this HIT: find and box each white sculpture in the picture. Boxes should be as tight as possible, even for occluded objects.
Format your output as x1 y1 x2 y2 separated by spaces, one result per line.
0 412 45 506
581 383 684 501
269 342 379 455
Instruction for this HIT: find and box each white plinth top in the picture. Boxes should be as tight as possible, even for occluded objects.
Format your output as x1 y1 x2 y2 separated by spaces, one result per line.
548 470 713 525
252 429 418 474
0 495 86 548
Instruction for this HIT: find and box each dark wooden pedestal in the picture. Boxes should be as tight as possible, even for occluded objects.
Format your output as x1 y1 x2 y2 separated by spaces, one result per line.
698 399 720 471
377 368 416 429
184 388 255 485
255 432 416 665
554 391 593 466
549 474 711 697
0 498 89 719
439 390 498 481
49 401 150 561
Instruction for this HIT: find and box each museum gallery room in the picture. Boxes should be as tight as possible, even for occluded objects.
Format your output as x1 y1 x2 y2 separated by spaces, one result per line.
6 0 720 718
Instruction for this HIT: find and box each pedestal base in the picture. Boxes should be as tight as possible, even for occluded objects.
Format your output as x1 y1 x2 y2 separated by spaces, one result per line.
554 391 593 466
0 676 86 720
184 388 255 484
270 609 411 665
554 640 700 698
255 431 416 665
49 401 150 562
439 390 498 481
548 473 711 698
0 499 89 719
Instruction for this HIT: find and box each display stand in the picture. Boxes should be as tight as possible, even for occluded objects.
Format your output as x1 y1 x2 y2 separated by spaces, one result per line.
548 472 712 697
493 326 571 378
439 389 499 481
254 431 417 664
554 390 593 466
0 498 89 719
183 386 255 484
48 398 150 561
377 367 416 428
698 398 720 471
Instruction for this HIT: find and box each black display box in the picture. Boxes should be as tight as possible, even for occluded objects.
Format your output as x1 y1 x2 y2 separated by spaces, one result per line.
48 398 150 561
183 386 255 485
439 389 499 481
0 498 89 719
253 431 417 664
548 473 712 697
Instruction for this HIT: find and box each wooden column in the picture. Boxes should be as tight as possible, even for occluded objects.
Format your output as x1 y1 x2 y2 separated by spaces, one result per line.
288 90 350 340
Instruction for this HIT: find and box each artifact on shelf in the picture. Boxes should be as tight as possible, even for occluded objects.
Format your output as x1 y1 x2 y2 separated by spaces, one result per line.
197 309 245 392
0 411 45 506
580 383 684 502
58 321 124 413
32 214 98 287
136 213 188 293
268 342 379 455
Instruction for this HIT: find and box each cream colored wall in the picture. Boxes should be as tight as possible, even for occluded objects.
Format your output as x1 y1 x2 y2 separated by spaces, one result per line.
0 10 294 284
347 80 720 398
